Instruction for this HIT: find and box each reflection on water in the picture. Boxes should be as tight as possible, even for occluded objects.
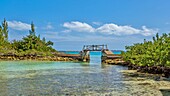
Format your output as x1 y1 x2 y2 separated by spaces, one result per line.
0 55 129 95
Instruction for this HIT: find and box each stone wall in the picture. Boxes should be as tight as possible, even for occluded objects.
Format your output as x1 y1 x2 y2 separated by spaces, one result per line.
0 55 79 61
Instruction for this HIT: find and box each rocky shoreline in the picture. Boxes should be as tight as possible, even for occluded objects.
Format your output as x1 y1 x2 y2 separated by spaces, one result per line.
121 70 170 96
104 59 170 78
127 63 170 78
0 53 79 62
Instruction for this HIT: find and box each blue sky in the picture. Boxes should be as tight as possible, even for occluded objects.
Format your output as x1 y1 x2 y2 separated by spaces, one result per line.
1 0 170 50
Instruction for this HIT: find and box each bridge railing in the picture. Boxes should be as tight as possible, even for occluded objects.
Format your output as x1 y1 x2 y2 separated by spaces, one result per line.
83 44 108 51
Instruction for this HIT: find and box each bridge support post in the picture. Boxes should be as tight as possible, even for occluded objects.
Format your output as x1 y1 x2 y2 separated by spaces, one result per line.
101 49 108 63
80 50 90 62
101 49 124 64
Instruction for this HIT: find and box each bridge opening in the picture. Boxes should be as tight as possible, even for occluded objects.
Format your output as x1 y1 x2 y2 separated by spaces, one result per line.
89 51 102 65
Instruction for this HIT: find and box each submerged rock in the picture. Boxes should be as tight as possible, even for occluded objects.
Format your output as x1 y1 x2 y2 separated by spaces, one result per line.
121 69 170 96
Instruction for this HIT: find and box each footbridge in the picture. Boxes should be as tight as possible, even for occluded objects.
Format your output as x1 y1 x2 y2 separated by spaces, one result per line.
57 44 124 64
80 45 107 61
80 45 122 63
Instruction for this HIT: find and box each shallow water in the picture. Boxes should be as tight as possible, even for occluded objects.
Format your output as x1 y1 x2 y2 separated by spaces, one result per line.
0 54 166 96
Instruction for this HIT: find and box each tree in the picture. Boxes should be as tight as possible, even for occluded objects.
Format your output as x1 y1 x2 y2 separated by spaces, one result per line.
0 19 56 55
0 19 8 43
12 22 56 53
2 19 8 41
122 33 170 67
0 26 3 42
29 22 35 36
42 37 46 43
46 40 53 46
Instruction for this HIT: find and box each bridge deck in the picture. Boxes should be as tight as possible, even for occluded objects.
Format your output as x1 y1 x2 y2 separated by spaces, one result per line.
103 50 113 55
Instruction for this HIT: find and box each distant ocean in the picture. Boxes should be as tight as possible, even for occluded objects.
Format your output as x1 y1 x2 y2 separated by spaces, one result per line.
60 50 122 55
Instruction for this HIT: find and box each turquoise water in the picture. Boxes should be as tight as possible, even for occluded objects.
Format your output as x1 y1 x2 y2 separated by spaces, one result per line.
0 53 164 95
0 54 130 95
61 51 80 54
112 51 122 55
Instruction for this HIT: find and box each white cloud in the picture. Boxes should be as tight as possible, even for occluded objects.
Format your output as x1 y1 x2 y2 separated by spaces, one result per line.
140 26 158 36
63 21 95 32
44 23 54 30
8 21 31 31
63 21 158 36
96 24 140 35
46 24 53 29
97 24 158 36
92 22 102 26
62 30 71 33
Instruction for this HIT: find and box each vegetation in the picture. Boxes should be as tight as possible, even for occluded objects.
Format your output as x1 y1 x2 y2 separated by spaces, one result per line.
122 33 170 67
0 19 12 53
0 19 56 55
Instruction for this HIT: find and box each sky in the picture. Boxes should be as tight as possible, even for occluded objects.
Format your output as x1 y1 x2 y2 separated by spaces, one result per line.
1 0 170 51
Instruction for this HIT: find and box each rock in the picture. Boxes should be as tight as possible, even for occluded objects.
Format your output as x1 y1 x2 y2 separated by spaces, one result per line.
138 82 152 85
159 87 170 96
159 87 170 91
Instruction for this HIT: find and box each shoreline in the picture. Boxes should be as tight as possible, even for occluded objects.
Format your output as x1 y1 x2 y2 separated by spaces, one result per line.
127 63 170 78
0 53 80 62
105 60 170 78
